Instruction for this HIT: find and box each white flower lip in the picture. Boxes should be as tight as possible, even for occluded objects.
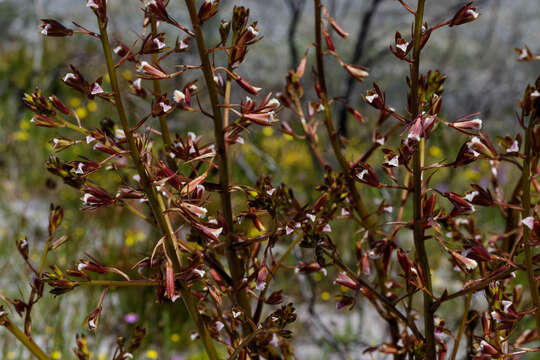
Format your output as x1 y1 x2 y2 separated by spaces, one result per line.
41 24 51 35
365 93 378 103
63 73 76 82
173 89 185 103
153 38 166 49
91 82 104 95
396 42 409 52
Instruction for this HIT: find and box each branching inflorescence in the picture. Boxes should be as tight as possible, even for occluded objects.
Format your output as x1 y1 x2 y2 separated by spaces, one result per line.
2 0 540 359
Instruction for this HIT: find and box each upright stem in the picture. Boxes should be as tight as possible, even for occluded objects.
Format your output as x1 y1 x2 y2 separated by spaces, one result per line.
150 17 173 148
313 2 403 357
450 292 472 360
184 0 252 320
409 1 435 358
2 317 50 360
97 18 219 360
522 112 540 336
313 0 377 244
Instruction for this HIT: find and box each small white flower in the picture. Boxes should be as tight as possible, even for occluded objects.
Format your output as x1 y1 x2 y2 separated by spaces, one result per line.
194 269 205 277
470 118 483 130
531 90 540 98
270 333 279 347
465 191 479 202
41 24 51 35
78 263 88 271
215 321 224 332
247 26 259 36
133 174 141 182
189 84 198 92
190 332 199 341
316 103 325 112
407 133 420 142
115 129 125 139
365 93 378 103
386 155 399 167
267 98 280 108
396 42 409 52
356 169 368 181
86 0 99 9
375 137 385 145
86 135 96 144
133 78 142 90
113 46 123 54
466 9 480 19
169 152 176 158
63 73 76 82
256 281 266 291
236 136 244 144
91 82 104 95
209 227 223 238
75 162 85 175
179 40 189 50
285 226 293 235
233 310 242 318
82 193 93 205
523 216 535 230
383 205 393 213
341 208 350 216
322 224 331 232
506 140 519 153
321 268 327 276
306 213 316 222
159 102 172 113
502 300 512 312
122 354 133 360
266 188 276 196
173 90 185 103
153 38 166 49
88 318 97 329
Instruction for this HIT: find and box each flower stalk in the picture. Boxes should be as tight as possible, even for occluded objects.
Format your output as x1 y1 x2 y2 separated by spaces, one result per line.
184 0 253 321
521 111 540 337
96 16 219 360
1 317 50 360
409 0 435 358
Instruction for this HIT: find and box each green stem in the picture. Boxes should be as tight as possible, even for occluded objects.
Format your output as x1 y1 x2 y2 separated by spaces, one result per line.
80 280 160 287
409 0 435 358
2 317 50 360
96 17 219 360
313 2 405 356
184 0 252 321
450 291 472 360
522 112 540 336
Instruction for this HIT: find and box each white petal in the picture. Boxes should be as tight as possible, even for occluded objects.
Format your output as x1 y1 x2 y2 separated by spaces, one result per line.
523 216 535 230
63 73 76 82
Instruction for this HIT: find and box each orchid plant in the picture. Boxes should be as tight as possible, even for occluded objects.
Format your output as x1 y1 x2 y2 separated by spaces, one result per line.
2 0 540 359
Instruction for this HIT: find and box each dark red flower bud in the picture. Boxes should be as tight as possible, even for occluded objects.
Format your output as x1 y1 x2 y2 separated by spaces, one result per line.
334 272 359 291
198 0 219 23
449 2 481 27
49 95 71 115
40 19 73 37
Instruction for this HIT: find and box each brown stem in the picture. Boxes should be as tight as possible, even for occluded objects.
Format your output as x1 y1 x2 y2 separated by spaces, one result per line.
184 0 252 321
313 1 406 354
150 17 173 149
522 112 540 336
408 0 435 358
96 17 219 360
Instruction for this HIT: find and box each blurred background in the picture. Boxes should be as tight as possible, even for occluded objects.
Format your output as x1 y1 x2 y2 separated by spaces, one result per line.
1 0 540 359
